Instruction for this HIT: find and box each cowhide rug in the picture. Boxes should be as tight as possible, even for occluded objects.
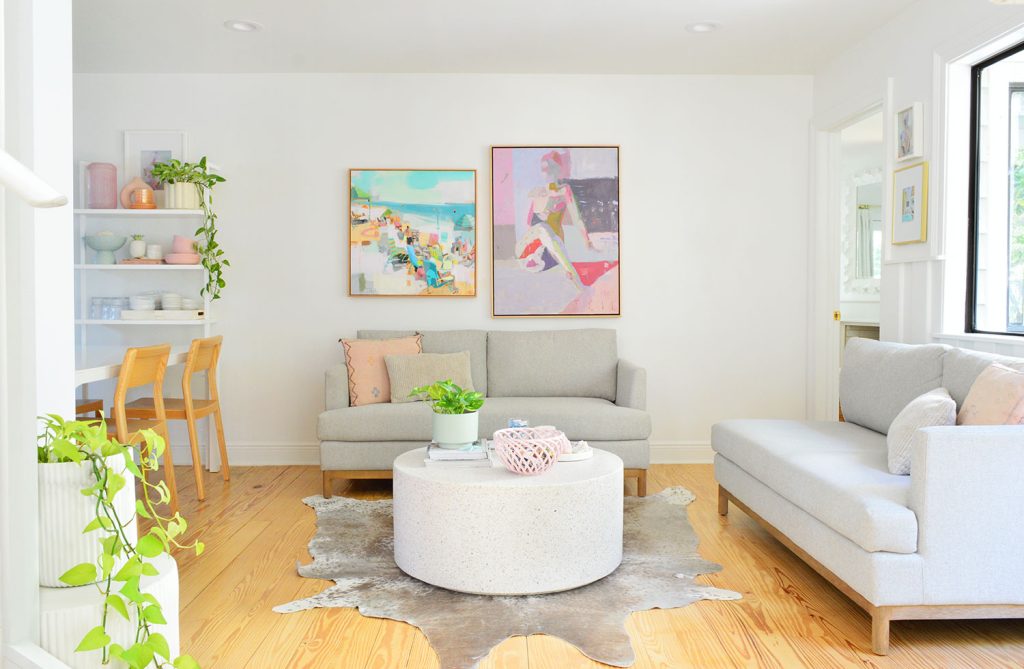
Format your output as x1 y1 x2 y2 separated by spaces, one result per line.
274 487 739 668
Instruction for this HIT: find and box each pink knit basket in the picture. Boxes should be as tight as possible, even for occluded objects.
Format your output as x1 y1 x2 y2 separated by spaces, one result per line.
492 426 571 475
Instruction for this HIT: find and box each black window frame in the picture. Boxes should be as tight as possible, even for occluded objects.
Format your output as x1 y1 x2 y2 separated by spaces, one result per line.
967 40 1024 336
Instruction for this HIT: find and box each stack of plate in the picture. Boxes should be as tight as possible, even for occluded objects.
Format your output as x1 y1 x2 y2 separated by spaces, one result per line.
181 298 201 310
128 295 156 311
161 293 182 310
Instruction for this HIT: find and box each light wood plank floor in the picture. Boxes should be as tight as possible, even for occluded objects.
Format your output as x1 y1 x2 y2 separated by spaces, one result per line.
162 465 1024 668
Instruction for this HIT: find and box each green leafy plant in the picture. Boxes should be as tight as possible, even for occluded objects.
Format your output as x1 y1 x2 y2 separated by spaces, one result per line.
409 380 484 414
150 157 228 301
131 233 145 241
38 414 203 669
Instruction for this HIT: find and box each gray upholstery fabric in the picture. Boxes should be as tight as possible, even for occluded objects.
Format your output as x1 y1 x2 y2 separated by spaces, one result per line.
840 338 947 434
418 330 488 396
318 396 651 443
487 329 617 400
712 419 917 554
325 365 349 410
715 455 924 606
616 360 646 410
321 439 650 470
941 347 1024 408
356 330 417 340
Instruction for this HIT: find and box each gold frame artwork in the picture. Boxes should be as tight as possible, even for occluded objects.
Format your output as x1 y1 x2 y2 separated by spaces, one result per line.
891 161 928 245
490 145 621 318
348 168 478 297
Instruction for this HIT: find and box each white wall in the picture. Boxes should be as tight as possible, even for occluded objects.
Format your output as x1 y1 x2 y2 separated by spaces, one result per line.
74 73 813 463
813 0 1024 356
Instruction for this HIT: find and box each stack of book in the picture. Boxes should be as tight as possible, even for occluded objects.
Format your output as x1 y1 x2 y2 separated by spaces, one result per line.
424 441 492 467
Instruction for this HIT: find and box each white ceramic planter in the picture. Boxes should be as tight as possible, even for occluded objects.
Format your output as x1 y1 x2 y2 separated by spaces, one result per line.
39 457 137 587
128 239 147 258
432 412 479 448
165 182 201 210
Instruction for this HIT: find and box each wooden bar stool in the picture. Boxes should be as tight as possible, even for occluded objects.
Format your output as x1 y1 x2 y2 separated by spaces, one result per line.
125 336 229 502
106 344 177 514
75 398 104 419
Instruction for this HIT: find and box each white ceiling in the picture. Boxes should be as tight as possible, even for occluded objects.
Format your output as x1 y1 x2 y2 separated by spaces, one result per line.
73 0 918 75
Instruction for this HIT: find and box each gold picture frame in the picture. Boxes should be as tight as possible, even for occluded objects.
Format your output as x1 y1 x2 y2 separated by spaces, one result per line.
891 161 928 245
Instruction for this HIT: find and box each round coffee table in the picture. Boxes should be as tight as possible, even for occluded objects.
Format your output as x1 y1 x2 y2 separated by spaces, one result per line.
393 447 624 595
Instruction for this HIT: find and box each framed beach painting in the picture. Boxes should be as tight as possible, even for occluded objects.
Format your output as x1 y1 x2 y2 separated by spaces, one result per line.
349 169 477 296
895 103 923 162
124 130 188 207
491 146 620 317
892 162 928 245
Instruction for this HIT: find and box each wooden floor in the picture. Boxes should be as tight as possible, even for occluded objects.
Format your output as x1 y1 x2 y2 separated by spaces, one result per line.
163 464 1024 668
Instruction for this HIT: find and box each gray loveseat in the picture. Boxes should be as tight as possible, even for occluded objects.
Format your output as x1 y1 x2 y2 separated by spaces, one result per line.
320 328 651 497
713 338 1024 654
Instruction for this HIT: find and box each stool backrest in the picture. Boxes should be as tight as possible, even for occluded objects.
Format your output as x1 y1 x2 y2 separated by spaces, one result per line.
113 344 171 427
183 336 224 402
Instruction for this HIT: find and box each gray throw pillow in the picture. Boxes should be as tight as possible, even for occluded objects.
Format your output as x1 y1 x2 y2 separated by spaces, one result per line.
886 387 956 475
385 351 475 404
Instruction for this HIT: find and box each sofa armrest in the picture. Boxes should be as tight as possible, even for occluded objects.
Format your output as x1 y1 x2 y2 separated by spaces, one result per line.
325 365 350 410
909 425 1024 603
615 359 647 410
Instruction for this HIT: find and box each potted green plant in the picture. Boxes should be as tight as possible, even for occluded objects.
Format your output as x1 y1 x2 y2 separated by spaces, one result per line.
129 233 146 259
150 157 228 300
37 414 202 669
409 380 484 448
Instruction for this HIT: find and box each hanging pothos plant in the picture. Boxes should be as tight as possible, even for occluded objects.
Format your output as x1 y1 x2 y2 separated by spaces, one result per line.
150 157 228 300
38 415 203 669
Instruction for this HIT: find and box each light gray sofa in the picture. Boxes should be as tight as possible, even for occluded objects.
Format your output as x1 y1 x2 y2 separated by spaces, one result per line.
320 328 651 497
713 337 1024 654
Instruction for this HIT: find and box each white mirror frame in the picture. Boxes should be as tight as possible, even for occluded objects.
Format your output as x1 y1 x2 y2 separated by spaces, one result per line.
841 167 883 300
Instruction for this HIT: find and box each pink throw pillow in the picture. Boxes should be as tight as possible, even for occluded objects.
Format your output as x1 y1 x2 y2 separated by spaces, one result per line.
957 363 1024 425
341 335 422 407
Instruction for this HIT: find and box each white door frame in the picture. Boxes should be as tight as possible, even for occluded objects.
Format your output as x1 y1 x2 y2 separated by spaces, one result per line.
807 88 889 421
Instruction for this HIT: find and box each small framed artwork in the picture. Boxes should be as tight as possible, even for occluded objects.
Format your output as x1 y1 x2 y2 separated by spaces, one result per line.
892 162 928 245
491 145 620 317
349 169 477 296
895 103 923 162
124 130 188 206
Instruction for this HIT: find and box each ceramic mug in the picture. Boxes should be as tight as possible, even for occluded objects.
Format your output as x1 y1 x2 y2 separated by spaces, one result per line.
145 244 163 260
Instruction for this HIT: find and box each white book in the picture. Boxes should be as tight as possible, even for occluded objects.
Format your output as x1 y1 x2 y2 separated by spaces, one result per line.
426 441 487 461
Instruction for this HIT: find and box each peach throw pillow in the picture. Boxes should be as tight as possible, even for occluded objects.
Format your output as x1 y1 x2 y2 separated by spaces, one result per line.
341 335 422 407
957 363 1024 425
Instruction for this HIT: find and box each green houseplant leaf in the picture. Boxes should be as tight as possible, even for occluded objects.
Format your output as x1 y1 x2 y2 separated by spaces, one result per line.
408 379 484 415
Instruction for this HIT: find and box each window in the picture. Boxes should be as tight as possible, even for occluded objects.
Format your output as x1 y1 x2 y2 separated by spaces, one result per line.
968 42 1024 334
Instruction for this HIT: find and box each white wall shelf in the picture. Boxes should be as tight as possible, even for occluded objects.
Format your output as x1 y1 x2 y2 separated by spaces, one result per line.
74 264 202 271
76 319 215 326
73 208 203 217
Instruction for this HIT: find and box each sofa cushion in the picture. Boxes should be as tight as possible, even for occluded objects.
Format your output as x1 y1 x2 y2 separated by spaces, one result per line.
358 329 488 395
487 329 617 400
712 419 917 554
340 335 422 407
886 388 956 475
942 347 1024 409
957 363 1024 425
840 338 947 434
418 330 487 395
318 396 650 443
385 351 475 403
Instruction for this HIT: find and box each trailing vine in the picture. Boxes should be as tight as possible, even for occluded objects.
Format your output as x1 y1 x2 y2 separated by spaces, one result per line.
38 414 204 669
150 157 228 300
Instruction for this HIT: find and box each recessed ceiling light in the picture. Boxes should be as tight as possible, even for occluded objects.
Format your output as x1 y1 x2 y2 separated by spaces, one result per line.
685 22 721 34
223 19 263 33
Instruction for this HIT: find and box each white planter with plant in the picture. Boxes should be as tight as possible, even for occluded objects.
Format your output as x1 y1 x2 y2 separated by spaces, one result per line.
128 234 147 259
37 415 203 669
410 380 484 448
165 182 200 210
150 157 229 300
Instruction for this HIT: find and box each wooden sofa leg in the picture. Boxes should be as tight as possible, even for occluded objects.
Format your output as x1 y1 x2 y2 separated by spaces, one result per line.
636 469 647 497
871 608 891 655
718 485 729 516
323 471 333 499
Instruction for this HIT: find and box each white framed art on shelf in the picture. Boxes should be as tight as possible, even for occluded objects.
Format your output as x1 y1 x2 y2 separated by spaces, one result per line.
123 130 188 207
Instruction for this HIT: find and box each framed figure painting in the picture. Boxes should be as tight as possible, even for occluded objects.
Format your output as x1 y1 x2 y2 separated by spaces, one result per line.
349 169 477 296
491 146 620 317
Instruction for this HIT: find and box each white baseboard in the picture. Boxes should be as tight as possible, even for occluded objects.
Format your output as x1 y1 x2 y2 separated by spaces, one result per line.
649 441 714 464
171 441 715 466
170 442 320 467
